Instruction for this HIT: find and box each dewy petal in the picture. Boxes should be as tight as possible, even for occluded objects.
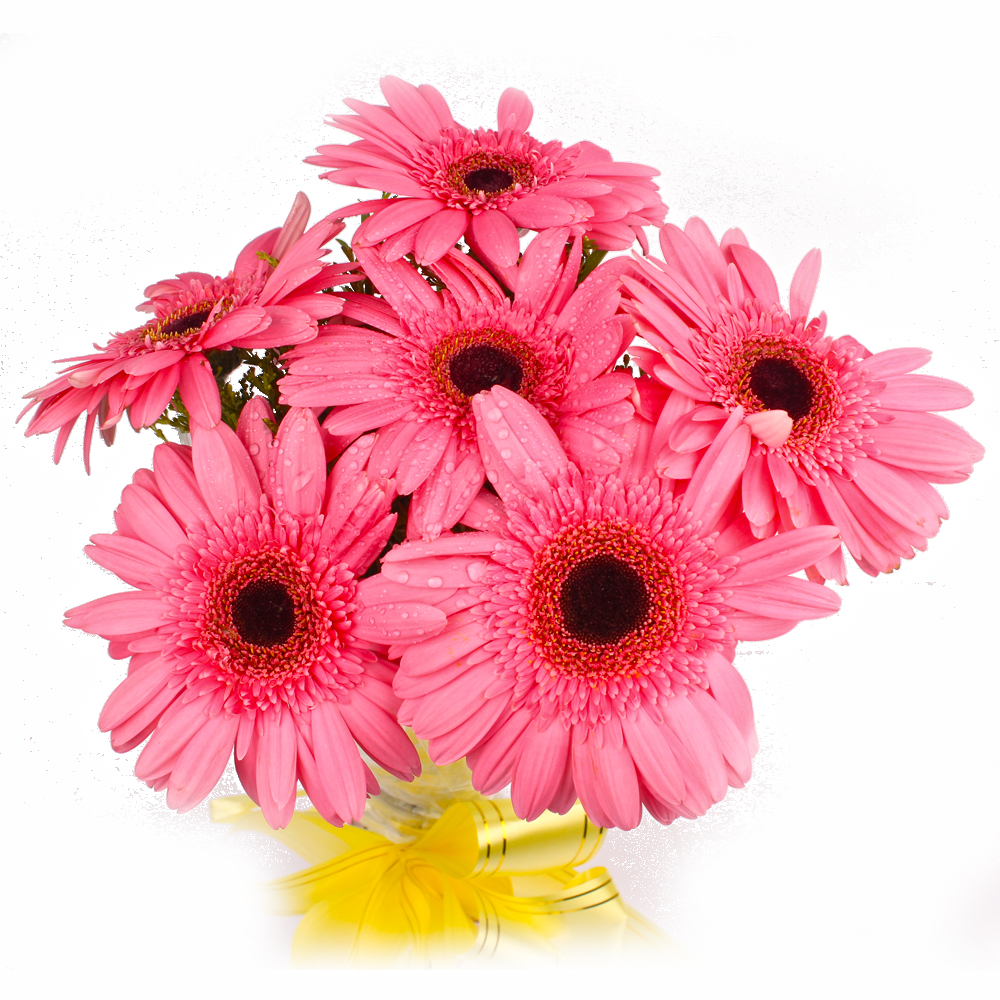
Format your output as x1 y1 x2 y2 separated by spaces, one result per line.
414 208 470 265
272 408 326 518
474 386 568 502
468 209 521 268
191 422 260 520
362 198 444 243
236 395 275 490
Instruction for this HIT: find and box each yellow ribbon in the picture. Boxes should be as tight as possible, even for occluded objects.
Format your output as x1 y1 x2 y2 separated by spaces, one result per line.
212 793 669 967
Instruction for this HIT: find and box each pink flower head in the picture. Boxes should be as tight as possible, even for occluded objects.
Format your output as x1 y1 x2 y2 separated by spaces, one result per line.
280 230 637 539
64 402 443 828
622 220 984 582
20 194 347 469
308 76 667 270
380 386 843 830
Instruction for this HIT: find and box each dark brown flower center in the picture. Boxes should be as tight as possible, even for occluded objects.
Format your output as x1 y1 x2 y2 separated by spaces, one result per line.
159 308 212 339
463 167 515 194
748 356 814 420
559 555 651 645
231 578 296 647
449 343 524 396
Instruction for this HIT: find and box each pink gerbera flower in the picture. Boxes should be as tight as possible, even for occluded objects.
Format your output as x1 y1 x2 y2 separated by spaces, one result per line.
65 402 445 828
378 386 843 830
308 76 667 269
280 230 636 539
20 194 346 469
622 220 984 581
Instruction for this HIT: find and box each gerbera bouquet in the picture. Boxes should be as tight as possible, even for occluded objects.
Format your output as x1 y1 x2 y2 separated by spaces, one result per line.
22 76 983 967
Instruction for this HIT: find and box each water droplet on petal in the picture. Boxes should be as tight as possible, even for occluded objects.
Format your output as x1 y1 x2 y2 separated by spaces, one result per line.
426 576 443 588
486 408 502 422
497 428 509 440
500 449 512 460
248 443 259 456
396 571 409 583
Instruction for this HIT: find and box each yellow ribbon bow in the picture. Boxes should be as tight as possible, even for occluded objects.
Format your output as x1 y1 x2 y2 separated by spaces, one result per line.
212 780 669 967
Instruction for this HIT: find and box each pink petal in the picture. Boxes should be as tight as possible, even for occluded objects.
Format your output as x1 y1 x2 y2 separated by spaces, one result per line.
200 306 270 349
395 419 453 496
353 246 441 320
789 248 822 320
414 208 469 265
256 709 299 821
397 621 490 677
65 591 168 637
741 450 777 528
362 197 443 242
466 707 534 794
571 730 642 830
338 689 420 781
703 651 757 750
351 601 447 644
468 209 521 268
729 244 781 308
191 422 261 520
850 457 946 540
428 694 510 766
322 397 414 436
504 194 581 229
114 482 189 554
86 534 169 589
122 349 185 377
177 354 221 428
272 407 326 518
859 347 932 379
308 700 367 824
497 87 533 132
876 374 974 411
166 713 239 812
660 694 727 804
725 577 841 620
152 443 213 529
684 408 751 531
511 720 571 821
744 409 793 448
622 708 686 805
134 694 215 781
728 525 841 587
473 386 568 502
128 364 181 428
868 411 984 475
270 191 311 262
99 655 175 731
236 395 275 489
380 76 449 142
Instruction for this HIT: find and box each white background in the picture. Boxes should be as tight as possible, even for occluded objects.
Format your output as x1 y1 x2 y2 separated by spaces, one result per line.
1 2 997 996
